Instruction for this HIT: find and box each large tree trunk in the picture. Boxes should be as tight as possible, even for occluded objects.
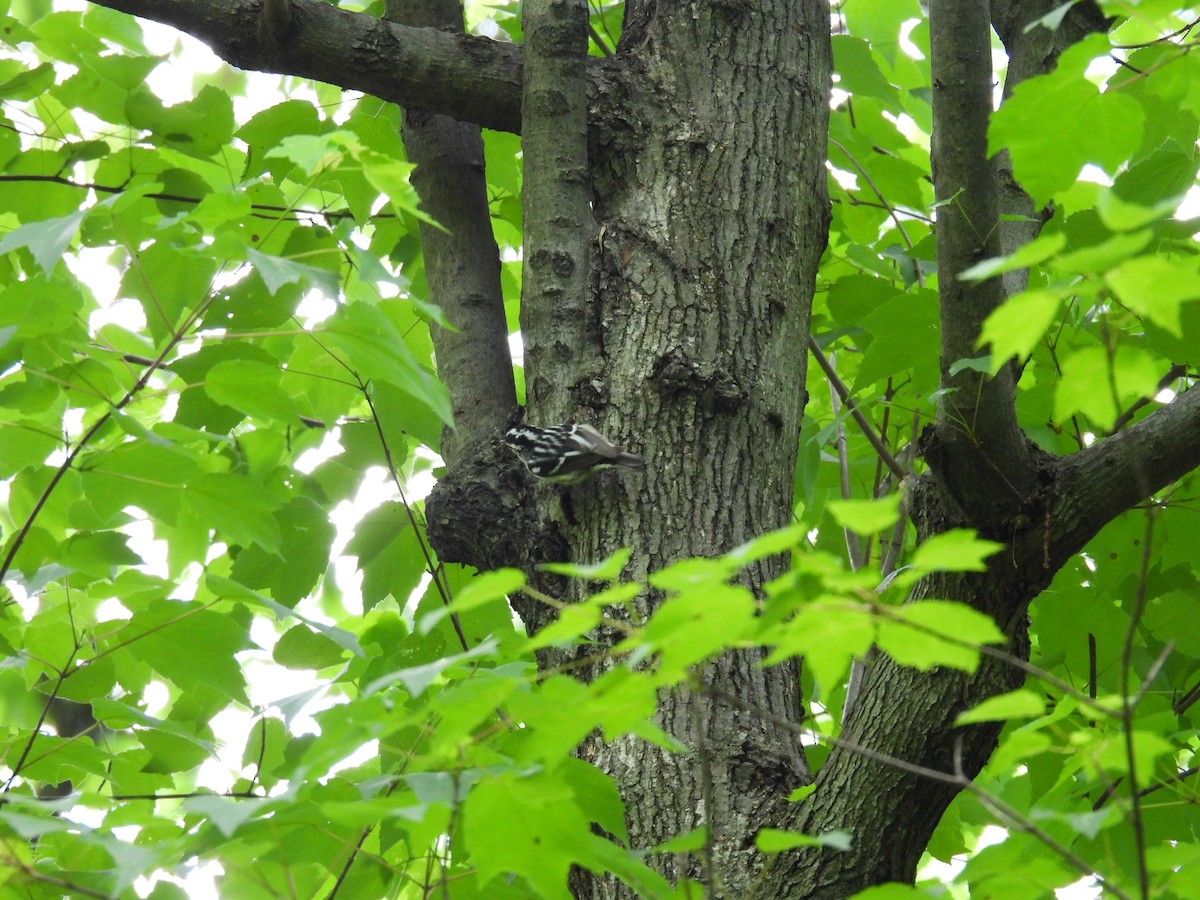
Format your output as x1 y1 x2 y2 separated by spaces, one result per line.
559 1 831 894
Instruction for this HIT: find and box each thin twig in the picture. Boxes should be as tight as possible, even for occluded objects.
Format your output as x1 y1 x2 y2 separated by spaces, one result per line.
699 681 959 785
707 674 1132 899
1109 365 1185 434
2 648 79 792
860 599 1121 720
5 854 114 900
351 374 466 652
588 24 613 56
827 350 865 570
105 789 259 800
0 172 369 222
808 336 907 481
692 695 718 894
1119 508 1156 900
0 297 212 583
1131 641 1173 709
828 138 916 253
1089 633 1098 701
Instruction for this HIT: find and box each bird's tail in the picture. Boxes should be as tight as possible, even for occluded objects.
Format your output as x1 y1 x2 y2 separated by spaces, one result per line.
613 451 646 471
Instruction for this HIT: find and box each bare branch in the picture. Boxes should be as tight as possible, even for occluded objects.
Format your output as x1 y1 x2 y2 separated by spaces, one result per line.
809 336 907 481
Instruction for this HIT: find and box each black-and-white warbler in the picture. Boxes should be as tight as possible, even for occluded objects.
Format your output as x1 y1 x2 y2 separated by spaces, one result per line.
504 423 646 484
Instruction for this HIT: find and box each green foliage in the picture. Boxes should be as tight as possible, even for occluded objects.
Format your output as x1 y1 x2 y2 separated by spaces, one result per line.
0 1 1198 899
816 4 1200 899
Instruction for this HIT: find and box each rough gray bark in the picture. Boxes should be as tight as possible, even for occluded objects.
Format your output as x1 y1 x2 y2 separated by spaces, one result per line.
771 381 1200 898
562 0 831 894
926 0 1036 513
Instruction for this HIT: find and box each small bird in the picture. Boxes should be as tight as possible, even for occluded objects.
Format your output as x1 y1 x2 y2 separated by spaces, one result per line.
504 423 646 484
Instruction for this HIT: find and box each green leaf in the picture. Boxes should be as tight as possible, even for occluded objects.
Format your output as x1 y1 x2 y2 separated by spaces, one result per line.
848 886 930 899
955 689 1046 725
989 35 1145 203
765 599 875 690
188 473 282 552
978 288 1063 369
1105 255 1200 337
0 208 87 275
853 289 940 393
0 420 61 479
1093 729 1173 778
960 232 1066 282
418 568 524 634
832 35 900 104
1096 188 1181 232
228 498 335 607
246 246 341 299
828 495 901 534
366 638 499 697
462 770 591 899
756 828 853 852
651 826 708 854
878 601 1005 672
0 62 56 100
207 575 363 657
203 358 297 424
119 602 253 702
273 624 347 670
1050 229 1152 275
543 547 633 580
909 530 1003 574
322 302 454 428
237 99 323 167
346 500 427 612
1054 343 1160 430
641 584 757 675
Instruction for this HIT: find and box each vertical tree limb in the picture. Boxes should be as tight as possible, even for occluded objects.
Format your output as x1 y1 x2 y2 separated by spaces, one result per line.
990 1 1113 317
385 0 516 467
520 0 597 423
927 0 1035 512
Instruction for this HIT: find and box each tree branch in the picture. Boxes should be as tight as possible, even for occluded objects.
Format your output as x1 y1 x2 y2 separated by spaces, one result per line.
87 0 523 133
990 1 1113 300
927 0 1035 509
1051 384 1200 565
519 0 598 422
387 0 516 467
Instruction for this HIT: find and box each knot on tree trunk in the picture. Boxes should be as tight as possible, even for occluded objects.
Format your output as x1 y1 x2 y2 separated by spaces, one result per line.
425 438 566 573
